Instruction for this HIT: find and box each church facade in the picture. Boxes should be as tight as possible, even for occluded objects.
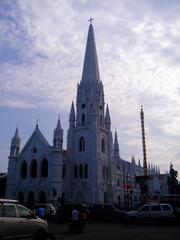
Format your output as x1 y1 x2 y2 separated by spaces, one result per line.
6 23 166 207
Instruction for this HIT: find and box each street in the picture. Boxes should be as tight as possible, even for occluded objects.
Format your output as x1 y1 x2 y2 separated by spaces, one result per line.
48 221 180 240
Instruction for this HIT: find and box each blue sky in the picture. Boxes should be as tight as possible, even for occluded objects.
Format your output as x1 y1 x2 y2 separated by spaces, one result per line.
1 0 180 177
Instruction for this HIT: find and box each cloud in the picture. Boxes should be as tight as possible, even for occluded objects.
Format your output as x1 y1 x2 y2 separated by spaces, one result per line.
1 0 180 175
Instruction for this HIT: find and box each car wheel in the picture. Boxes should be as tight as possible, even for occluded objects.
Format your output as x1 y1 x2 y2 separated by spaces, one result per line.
34 229 46 240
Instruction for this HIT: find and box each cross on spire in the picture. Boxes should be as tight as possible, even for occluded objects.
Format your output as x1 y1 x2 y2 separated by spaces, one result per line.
88 17 94 24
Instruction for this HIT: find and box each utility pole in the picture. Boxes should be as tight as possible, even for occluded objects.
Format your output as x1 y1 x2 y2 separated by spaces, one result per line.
140 105 148 177
140 105 148 202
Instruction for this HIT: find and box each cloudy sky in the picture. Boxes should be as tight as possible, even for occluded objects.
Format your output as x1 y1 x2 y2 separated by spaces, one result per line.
1 0 180 177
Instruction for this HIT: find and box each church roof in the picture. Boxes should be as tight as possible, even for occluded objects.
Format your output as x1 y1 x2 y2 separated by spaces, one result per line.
81 23 100 83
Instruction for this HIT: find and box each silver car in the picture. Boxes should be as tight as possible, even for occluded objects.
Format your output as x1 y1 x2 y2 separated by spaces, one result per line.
0 199 48 240
127 203 176 223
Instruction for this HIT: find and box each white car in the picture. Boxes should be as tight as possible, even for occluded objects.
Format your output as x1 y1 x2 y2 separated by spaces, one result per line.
127 203 176 223
0 199 48 240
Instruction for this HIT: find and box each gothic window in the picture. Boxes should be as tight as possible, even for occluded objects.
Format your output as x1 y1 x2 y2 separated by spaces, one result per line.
79 137 85 152
106 166 109 180
74 165 78 179
100 115 103 126
79 164 83 178
28 191 35 208
18 191 24 205
57 138 60 148
117 178 120 186
103 166 105 180
81 103 86 109
21 161 27 179
62 164 66 178
31 159 37 178
101 138 105 153
81 114 85 125
84 164 88 178
41 158 48 178
39 191 46 203
32 147 37 154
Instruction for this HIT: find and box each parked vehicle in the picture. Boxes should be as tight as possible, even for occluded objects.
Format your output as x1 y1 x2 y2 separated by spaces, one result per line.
91 203 126 221
0 199 48 240
34 204 57 220
127 203 176 224
160 194 180 221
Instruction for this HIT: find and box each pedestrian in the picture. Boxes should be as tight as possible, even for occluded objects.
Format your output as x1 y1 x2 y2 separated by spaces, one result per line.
36 207 46 220
71 208 80 222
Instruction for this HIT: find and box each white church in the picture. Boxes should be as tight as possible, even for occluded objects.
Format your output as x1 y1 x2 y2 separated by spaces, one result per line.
6 23 167 208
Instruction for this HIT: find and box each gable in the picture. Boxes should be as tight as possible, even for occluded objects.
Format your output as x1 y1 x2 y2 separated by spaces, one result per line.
19 128 51 159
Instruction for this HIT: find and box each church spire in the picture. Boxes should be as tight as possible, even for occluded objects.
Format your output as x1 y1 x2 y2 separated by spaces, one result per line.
81 22 100 83
114 131 120 158
69 101 75 128
10 126 20 157
56 116 61 130
105 104 111 130
14 126 19 139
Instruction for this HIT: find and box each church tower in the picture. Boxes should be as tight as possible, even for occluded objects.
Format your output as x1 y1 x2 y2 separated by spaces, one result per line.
53 116 63 150
6 127 20 198
67 22 113 203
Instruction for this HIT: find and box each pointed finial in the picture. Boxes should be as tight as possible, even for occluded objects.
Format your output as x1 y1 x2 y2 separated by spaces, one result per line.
56 115 61 129
88 17 94 24
14 126 19 138
36 118 39 129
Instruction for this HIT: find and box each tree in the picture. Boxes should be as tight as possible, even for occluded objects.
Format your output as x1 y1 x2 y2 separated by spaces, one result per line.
167 163 178 194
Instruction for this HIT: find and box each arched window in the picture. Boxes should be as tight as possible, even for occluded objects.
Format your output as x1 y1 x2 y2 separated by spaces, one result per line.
18 191 24 205
101 138 105 153
74 165 78 179
41 158 48 177
79 164 83 178
31 159 37 178
79 137 85 152
21 161 27 179
100 115 103 126
81 114 85 125
62 164 66 178
84 164 88 178
39 191 46 203
117 178 120 186
106 166 109 180
28 191 35 208
103 165 105 180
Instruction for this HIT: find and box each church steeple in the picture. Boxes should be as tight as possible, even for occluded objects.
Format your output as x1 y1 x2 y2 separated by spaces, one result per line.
53 116 63 150
10 127 20 157
81 22 100 83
